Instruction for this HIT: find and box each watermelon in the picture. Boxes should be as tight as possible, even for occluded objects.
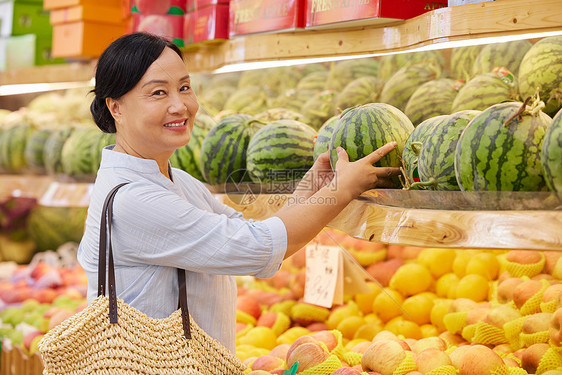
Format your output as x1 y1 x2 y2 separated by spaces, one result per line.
455 101 552 191
402 115 448 183
329 103 415 171
91 132 116 172
270 89 318 113
518 36 562 116
26 206 87 252
170 114 215 182
24 128 53 174
224 86 269 115
450 45 482 80
314 115 340 160
255 108 305 123
238 69 267 88
378 50 446 82
301 90 337 130
451 71 519 113
0 124 33 174
44 127 73 175
379 62 442 112
263 66 302 95
207 72 241 90
246 120 317 184
472 40 532 78
324 58 379 92
415 110 481 190
297 71 330 92
404 79 463 127
198 86 236 117
336 76 384 112
541 109 562 192
61 127 102 181
200 114 264 185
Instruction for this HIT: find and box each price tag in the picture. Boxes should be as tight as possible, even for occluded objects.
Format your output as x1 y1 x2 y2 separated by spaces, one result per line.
304 244 343 308
39 182 93 207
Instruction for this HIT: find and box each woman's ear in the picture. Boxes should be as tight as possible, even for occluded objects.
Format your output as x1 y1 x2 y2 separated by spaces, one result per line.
106 97 121 123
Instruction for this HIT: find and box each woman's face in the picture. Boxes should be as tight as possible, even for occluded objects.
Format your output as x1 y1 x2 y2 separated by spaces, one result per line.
109 47 199 160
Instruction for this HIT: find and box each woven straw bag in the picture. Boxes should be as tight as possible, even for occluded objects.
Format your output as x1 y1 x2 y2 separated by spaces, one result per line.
38 183 246 375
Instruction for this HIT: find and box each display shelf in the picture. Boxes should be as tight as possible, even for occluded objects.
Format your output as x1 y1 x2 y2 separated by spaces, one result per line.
0 0 560 80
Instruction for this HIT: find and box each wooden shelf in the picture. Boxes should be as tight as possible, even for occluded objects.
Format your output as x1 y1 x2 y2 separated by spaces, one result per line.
0 0 561 80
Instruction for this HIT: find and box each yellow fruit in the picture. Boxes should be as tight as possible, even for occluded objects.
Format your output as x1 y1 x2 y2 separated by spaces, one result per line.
345 338 368 351
354 323 381 341
430 300 452 332
452 250 480 277
417 248 456 278
390 263 433 296
455 274 489 302
373 288 404 322
364 313 384 326
384 316 423 339
238 326 277 350
465 252 500 280
276 327 310 345
420 324 440 338
337 315 366 340
327 303 361 329
270 300 296 317
435 273 460 298
402 294 434 326
237 310 257 325
354 282 383 314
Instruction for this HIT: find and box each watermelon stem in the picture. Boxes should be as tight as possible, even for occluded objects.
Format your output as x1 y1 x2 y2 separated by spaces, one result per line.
409 178 438 190
411 142 423 156
504 97 531 127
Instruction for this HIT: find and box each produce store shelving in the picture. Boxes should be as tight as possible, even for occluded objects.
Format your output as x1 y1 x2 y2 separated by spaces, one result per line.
1 0 562 251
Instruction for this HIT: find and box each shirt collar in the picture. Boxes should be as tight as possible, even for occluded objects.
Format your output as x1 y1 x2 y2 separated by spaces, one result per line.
100 145 163 174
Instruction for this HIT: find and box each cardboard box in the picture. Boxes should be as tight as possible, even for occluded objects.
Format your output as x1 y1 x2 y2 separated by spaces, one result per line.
229 0 304 36
35 35 65 65
132 13 184 47
50 4 124 24
185 4 228 45
306 0 447 29
43 0 121 11
0 1 52 37
52 20 126 58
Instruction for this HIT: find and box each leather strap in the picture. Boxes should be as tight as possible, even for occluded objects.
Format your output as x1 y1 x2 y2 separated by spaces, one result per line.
98 183 192 339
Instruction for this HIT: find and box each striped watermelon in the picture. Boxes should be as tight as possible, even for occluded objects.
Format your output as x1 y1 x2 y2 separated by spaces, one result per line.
44 127 73 175
238 69 267 88
224 86 269 115
415 110 481 190
379 62 442 112
297 71 330 92
450 45 482 80
301 90 337 130
0 124 33 174
541 109 562 192
198 86 236 117
170 114 215 182
518 36 562 116
404 79 463 127
270 89 317 113
329 103 414 170
472 40 532 78
455 101 552 191
246 120 317 183
451 71 518 113
336 76 384 112
402 115 448 183
377 50 445 82
255 108 305 123
325 58 379 92
91 132 116 172
24 128 53 174
207 72 240 90
61 127 102 181
200 114 264 185
313 115 340 160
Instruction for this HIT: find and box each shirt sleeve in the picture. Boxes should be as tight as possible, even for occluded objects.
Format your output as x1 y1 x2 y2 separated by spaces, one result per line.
110 183 286 278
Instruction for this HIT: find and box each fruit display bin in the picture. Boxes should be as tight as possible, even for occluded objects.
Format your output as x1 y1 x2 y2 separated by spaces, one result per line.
0 345 42 375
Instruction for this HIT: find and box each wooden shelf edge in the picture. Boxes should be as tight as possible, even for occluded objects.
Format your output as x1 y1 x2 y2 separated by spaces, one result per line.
0 61 96 86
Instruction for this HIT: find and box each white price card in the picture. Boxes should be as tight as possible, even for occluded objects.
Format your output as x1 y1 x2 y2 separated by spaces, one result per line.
39 182 93 207
304 244 343 308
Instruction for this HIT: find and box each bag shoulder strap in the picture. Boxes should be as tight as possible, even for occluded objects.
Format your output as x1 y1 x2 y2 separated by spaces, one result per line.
97 183 191 339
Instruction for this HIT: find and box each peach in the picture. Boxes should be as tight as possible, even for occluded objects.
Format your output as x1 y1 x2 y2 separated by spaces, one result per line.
31 288 58 304
502 358 520 368
483 305 521 329
550 307 562 346
269 344 290 361
251 355 284 372
522 312 552 334
23 330 43 352
366 259 404 287
449 345 471 369
237 295 262 319
544 252 562 275
439 331 466 347
415 348 452 374
449 298 479 313
311 330 338 352
286 335 317 360
48 309 74 330
496 277 525 304
458 345 504 375
256 311 278 328
412 337 447 354
307 322 329 332
332 368 362 375
532 273 556 281
506 250 543 264
521 343 550 374
543 284 562 306
361 340 406 375
466 307 490 325
350 341 372 354
265 270 292 290
493 344 513 355
289 270 306 299
387 245 422 261
513 280 543 309
287 342 328 372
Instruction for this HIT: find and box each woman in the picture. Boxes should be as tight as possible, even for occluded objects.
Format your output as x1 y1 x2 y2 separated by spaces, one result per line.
78 32 401 354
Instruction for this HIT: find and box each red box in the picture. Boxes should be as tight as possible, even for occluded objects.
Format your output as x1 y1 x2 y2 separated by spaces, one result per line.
229 0 304 37
131 0 187 14
306 0 447 29
132 13 184 46
185 4 229 44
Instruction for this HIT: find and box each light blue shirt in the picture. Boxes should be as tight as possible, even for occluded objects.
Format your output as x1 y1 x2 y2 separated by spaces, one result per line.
78 146 287 353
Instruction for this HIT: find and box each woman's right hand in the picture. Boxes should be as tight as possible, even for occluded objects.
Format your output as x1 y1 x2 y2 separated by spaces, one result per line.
332 142 402 199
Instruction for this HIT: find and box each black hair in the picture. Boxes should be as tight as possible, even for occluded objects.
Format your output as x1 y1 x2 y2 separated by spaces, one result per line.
90 32 183 133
